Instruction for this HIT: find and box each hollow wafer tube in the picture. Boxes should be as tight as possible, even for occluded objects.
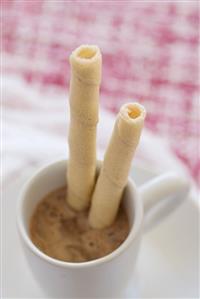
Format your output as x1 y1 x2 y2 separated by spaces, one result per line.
67 45 102 211
89 103 146 228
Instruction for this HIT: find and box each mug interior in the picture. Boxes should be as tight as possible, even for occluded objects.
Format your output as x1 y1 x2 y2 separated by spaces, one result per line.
21 160 67 232
18 160 143 267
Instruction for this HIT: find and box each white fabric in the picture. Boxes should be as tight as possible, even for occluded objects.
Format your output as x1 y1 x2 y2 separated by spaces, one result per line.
3 75 190 186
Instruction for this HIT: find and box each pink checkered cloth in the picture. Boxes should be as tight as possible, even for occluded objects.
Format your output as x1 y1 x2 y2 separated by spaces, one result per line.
2 1 199 185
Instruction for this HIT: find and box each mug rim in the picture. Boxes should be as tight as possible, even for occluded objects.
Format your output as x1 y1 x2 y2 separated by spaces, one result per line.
17 159 143 269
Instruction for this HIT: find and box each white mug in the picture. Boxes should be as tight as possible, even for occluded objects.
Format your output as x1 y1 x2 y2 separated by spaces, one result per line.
17 160 190 298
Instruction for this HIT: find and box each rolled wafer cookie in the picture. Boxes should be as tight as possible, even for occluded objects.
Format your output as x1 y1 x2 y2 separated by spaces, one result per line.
67 45 102 211
89 103 146 228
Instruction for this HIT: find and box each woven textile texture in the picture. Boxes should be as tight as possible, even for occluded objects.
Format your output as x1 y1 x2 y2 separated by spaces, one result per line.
2 1 199 185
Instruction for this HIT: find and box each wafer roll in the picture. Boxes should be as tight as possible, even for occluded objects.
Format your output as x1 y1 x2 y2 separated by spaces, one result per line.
67 45 102 211
89 103 146 228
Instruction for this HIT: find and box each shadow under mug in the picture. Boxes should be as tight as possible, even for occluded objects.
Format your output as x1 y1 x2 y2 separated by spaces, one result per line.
17 160 190 298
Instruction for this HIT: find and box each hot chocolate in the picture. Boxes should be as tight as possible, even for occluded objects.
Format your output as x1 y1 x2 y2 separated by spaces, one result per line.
30 186 129 263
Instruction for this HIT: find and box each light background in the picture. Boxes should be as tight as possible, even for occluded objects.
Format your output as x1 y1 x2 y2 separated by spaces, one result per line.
2 1 199 185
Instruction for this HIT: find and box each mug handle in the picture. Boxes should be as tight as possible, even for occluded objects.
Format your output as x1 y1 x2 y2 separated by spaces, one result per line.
139 172 190 233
